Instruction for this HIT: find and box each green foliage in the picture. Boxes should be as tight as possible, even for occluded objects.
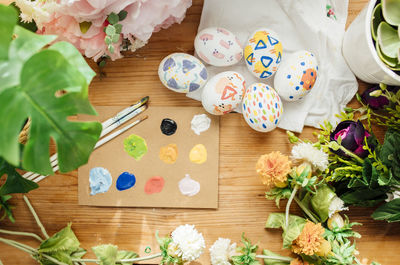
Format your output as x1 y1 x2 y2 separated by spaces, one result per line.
324 239 356 265
380 129 400 180
92 244 118 265
104 11 126 53
310 185 336 222
156 231 183 265
265 187 292 208
117 250 138 265
0 195 15 222
372 198 400 222
324 215 361 243
231 233 260 265
261 249 289 265
0 5 102 175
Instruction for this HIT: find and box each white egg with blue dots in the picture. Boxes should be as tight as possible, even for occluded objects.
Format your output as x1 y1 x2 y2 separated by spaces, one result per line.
274 50 318 101
242 83 283 132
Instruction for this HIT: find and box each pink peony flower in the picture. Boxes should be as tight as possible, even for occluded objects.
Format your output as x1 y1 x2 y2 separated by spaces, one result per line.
16 0 192 61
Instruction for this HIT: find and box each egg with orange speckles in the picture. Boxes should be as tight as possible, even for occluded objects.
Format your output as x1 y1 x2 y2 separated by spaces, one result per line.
242 83 283 132
274 50 319 101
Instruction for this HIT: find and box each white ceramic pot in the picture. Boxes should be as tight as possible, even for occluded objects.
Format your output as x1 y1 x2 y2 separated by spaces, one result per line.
342 0 400 85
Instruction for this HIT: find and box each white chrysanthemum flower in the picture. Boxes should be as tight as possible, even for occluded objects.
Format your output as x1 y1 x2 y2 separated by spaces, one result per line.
171 224 205 262
209 238 237 265
386 185 400 202
15 0 58 27
329 196 349 217
291 142 329 171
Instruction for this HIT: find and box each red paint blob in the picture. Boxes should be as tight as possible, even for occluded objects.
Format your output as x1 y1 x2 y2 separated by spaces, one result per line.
144 176 165 194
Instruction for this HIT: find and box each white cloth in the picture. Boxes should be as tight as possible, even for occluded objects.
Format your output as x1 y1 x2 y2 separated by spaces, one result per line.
187 0 358 132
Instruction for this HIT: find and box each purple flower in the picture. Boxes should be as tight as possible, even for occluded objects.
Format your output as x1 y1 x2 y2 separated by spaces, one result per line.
361 85 399 110
330 120 372 158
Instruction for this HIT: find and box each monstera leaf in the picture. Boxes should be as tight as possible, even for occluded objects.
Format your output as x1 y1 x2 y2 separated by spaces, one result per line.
0 5 102 175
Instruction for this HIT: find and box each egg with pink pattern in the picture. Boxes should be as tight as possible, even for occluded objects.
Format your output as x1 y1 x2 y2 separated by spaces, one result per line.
194 27 243 67
242 83 283 132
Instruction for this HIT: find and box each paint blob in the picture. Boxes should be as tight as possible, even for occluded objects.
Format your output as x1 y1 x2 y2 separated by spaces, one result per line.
89 167 112 195
189 144 207 164
160 118 177 136
144 176 165 194
123 134 148 161
178 174 200 196
116 172 136 191
191 114 211 135
159 144 178 164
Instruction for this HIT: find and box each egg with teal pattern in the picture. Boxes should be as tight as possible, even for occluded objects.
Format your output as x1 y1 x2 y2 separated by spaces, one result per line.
242 83 283 132
274 50 318 101
158 53 208 93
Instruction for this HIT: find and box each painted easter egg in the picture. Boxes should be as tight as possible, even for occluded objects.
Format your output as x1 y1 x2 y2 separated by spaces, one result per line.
242 83 283 132
274 50 318 101
244 28 283 79
194 27 243 67
201 71 246 115
158 53 208 93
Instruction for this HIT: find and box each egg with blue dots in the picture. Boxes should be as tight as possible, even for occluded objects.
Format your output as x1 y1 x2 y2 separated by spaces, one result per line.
158 53 208 93
274 50 319 101
244 28 283 80
242 83 283 132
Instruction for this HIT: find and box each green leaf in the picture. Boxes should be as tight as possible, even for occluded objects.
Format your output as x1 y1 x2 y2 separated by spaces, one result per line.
118 10 128 21
0 156 38 195
0 5 17 60
105 35 112 45
265 213 285 229
111 34 120 43
372 198 400 222
117 250 138 265
108 45 115 54
382 0 400 26
377 21 400 59
371 3 383 41
0 48 102 174
0 195 15 223
380 129 400 179
262 250 290 265
282 216 306 249
340 187 388 206
39 224 80 254
311 185 337 222
107 12 119 25
79 21 92 34
114 24 122 34
105 25 116 36
92 244 118 265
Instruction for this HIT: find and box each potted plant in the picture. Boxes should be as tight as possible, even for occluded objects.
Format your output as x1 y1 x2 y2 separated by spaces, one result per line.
343 0 400 85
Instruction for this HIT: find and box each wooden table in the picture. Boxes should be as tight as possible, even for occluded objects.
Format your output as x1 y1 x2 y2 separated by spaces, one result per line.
1 0 400 264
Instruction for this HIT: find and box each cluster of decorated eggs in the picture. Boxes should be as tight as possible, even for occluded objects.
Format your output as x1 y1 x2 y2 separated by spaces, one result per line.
157 26 319 132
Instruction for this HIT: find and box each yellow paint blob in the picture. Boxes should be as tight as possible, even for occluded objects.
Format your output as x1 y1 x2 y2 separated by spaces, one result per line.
189 144 207 164
159 144 178 164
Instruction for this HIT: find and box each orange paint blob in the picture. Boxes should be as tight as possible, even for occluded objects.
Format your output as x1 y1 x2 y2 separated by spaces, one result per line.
144 176 165 194
301 68 317 90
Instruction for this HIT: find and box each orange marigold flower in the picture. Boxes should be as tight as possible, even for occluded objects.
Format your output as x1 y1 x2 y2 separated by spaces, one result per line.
290 258 311 265
292 221 325 256
256 151 291 190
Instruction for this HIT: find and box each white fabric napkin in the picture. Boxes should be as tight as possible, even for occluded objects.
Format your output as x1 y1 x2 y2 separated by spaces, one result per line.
187 0 358 132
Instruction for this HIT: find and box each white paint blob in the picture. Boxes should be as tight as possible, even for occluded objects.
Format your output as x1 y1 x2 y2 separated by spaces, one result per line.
178 174 200 197
191 114 211 135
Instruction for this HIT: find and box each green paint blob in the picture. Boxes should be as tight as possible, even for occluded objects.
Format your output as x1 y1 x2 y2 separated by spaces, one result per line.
123 134 148 161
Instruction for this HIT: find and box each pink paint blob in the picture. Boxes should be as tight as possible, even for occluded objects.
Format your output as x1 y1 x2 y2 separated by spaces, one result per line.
144 176 165 194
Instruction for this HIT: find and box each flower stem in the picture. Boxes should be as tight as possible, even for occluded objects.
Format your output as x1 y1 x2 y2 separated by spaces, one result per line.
0 228 43 242
73 252 162 263
23 195 49 239
285 185 298 230
0 258 3 265
256 255 292 262
337 146 364 164
293 196 319 223
354 257 363 265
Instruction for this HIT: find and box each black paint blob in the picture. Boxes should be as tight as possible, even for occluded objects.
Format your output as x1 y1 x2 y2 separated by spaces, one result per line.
160 118 177 136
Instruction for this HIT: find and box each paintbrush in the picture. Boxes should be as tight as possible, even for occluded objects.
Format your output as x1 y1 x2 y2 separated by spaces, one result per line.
33 115 149 183
24 96 149 181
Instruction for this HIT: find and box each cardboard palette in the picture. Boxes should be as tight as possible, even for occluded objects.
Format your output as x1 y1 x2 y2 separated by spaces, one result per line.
78 106 219 208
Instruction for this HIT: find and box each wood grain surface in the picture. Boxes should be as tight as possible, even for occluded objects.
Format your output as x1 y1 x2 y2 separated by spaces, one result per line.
1 0 400 264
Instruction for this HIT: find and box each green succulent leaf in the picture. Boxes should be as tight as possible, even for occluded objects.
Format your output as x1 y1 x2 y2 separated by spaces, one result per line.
377 21 400 59
0 156 38 195
117 250 138 265
118 10 128 21
92 244 118 265
310 185 337 222
105 25 116 36
371 3 383 41
114 23 122 34
107 12 119 25
382 0 400 26
262 249 290 265
376 41 399 68
372 198 400 222
0 195 15 223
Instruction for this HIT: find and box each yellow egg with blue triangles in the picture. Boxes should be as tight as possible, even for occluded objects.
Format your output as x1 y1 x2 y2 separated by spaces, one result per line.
244 28 283 79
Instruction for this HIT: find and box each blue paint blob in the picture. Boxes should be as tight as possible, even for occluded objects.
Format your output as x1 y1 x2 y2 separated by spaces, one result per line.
289 96 294 99
116 172 136 191
258 102 262 108
301 62 305 66
311 72 314 76
287 74 291 79
303 70 306 74
295 86 300 90
89 167 112 195
262 124 267 129
300 81 304 85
